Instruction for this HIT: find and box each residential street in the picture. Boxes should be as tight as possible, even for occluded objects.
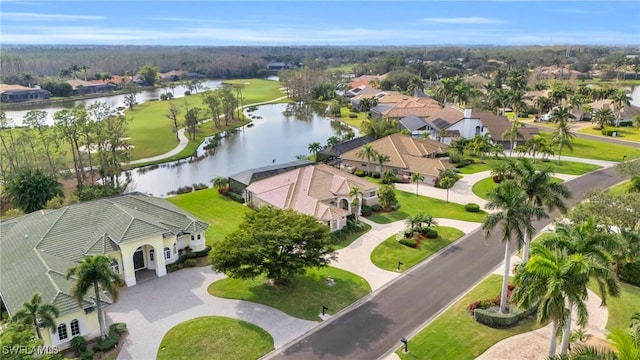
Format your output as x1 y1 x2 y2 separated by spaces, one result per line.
264 166 626 360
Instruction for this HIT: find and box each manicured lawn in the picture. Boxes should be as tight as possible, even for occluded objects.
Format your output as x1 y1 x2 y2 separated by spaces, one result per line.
370 227 464 272
589 281 640 331
332 223 372 250
126 79 285 161
366 190 487 224
472 176 563 200
608 180 630 196
457 157 601 175
336 107 368 131
157 316 273 360
537 132 640 162
397 275 545 360
579 125 640 143
208 267 371 321
326 64 355 73
167 189 251 246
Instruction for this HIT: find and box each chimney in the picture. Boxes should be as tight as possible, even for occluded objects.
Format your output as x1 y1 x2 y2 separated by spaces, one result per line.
463 109 472 119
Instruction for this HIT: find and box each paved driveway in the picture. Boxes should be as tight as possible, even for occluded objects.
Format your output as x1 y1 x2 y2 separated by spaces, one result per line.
107 267 317 360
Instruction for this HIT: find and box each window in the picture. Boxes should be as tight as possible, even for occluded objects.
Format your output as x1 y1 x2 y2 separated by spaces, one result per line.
149 249 154 261
164 247 171 260
70 319 80 336
190 235 195 241
197 234 201 240
57 323 68 340
475 126 481 135
173 243 177 255
369 191 376 197
109 259 119 273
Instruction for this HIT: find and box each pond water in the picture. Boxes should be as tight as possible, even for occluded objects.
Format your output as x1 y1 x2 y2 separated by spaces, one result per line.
630 85 640 107
2 80 222 125
125 102 356 197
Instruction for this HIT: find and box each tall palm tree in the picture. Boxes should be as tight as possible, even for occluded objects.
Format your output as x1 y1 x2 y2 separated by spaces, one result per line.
308 142 322 162
411 172 424 196
482 180 543 313
375 152 391 176
80 65 90 81
534 95 553 120
510 158 571 262
502 118 525 157
551 106 576 163
508 89 530 122
66 255 124 339
348 186 363 223
12 293 59 340
611 89 631 126
524 135 547 163
593 108 616 130
355 144 377 176
512 243 590 357
22 73 34 88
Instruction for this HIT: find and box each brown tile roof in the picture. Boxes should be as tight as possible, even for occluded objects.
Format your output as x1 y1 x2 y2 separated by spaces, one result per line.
425 106 465 128
474 111 538 142
246 164 378 222
0 84 31 93
341 133 452 177
382 97 442 119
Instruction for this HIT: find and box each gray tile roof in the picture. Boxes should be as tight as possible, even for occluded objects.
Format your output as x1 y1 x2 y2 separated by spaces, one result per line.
0 194 208 317
398 114 428 131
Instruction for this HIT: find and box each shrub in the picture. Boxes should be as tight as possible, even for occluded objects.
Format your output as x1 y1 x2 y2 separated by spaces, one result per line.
175 186 194 194
371 172 381 179
602 129 617 136
399 238 417 248
349 113 357 118
192 183 208 191
110 323 127 336
473 306 536 328
79 350 94 360
449 153 462 164
465 203 480 212
361 205 372 216
371 204 382 212
70 336 86 353
184 258 197 267
354 170 365 177
93 336 118 352
184 90 191 96
620 261 640 286
228 192 245 203
425 229 438 239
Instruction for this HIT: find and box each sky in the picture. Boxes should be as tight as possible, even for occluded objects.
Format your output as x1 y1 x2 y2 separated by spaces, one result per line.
0 0 639 46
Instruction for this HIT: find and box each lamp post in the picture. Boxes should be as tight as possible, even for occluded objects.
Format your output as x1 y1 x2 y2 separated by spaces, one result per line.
623 155 627 162
400 337 408 353
397 261 404 272
322 305 328 316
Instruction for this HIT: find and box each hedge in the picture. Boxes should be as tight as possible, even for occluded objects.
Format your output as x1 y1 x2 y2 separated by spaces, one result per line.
473 306 537 328
399 238 417 248
425 229 438 239
228 192 245 203
361 205 372 217
167 245 212 272
465 203 481 212
93 323 127 352
620 261 640 286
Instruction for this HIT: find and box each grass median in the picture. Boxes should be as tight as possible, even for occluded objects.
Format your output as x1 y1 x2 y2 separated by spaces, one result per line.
208 266 371 321
472 176 563 200
457 158 601 175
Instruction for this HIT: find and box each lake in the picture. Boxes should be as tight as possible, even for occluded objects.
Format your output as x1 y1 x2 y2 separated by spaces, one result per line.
124 102 356 197
2 80 222 125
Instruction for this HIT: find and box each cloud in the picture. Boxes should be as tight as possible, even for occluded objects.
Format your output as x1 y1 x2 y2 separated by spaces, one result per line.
424 17 506 24
0 12 105 21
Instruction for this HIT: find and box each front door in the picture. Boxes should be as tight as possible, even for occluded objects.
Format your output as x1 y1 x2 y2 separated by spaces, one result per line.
133 249 145 270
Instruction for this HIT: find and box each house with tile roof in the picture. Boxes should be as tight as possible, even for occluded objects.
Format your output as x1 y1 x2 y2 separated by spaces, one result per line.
0 194 208 349
425 106 538 148
371 97 442 121
245 164 379 232
0 84 51 103
350 90 412 111
65 79 113 96
340 133 453 185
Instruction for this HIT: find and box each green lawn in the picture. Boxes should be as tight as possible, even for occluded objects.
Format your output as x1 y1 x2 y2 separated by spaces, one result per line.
326 64 355 73
208 267 371 321
367 190 487 224
126 79 285 161
589 281 640 331
157 316 273 360
336 107 368 131
457 158 601 175
537 132 640 162
397 275 545 360
370 227 465 272
167 189 250 246
579 126 640 143
472 176 563 200
608 180 630 196
333 223 372 250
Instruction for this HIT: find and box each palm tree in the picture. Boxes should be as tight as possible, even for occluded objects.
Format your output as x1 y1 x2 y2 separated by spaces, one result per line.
12 293 59 339
611 89 631 126
411 172 424 196
593 108 616 130
482 180 543 313
375 152 391 176
534 95 553 120
508 89 529 122
512 243 589 357
524 135 547 163
502 118 525 157
551 106 576 164
59 68 73 79
355 144 377 176
510 158 571 262
66 255 124 339
439 176 457 203
211 176 229 193
408 76 424 94
308 142 322 162
22 73 34 88
80 65 90 81
326 136 340 148
348 186 363 223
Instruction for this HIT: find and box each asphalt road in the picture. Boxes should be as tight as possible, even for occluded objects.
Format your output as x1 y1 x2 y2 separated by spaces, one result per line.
265 165 626 360
531 124 640 149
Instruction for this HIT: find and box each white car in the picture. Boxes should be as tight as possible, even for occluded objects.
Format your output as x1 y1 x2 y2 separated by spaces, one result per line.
540 113 552 122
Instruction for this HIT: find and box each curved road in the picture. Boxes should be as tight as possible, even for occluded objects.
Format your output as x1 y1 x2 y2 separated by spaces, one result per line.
264 166 626 360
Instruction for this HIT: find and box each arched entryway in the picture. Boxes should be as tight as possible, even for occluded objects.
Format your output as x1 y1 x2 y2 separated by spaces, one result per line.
131 244 163 285
338 198 350 212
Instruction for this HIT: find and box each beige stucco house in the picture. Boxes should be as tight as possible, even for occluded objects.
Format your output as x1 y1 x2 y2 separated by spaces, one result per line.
0 194 208 349
245 164 378 231
340 133 453 185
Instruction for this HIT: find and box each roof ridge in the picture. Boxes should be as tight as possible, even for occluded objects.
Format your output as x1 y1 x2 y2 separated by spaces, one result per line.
388 135 407 168
35 250 60 303
35 207 68 250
